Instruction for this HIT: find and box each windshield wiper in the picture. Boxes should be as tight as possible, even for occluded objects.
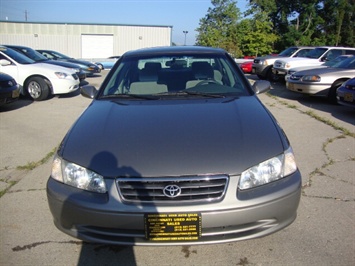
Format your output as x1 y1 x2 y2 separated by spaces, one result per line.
100 94 160 100
177 90 226 98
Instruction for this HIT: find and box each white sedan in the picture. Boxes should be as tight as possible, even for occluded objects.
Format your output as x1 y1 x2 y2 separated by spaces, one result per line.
0 46 80 101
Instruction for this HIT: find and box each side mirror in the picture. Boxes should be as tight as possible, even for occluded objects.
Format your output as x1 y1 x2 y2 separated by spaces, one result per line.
0 59 12 66
81 85 98 99
252 80 271 94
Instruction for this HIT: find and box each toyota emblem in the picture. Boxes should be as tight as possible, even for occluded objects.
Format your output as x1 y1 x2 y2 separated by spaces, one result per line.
163 185 182 198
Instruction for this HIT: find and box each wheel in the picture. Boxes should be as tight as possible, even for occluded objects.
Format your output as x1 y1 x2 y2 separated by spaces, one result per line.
26 77 50 101
327 81 344 104
267 68 280 82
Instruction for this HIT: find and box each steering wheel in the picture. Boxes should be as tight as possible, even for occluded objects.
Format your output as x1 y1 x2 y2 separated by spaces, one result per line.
195 79 220 87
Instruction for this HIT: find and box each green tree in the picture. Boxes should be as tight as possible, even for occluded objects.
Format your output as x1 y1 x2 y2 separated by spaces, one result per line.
196 0 242 57
239 11 278 56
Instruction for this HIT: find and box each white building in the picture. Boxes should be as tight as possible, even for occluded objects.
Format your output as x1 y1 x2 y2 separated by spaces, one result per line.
0 21 173 59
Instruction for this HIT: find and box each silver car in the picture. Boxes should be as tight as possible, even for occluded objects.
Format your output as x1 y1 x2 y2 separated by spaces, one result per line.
286 56 355 102
47 46 302 246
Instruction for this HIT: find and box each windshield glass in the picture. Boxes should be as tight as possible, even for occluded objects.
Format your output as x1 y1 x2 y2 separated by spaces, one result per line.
0 47 35 64
100 54 249 98
323 55 352 66
331 56 355 69
18 48 48 61
306 48 328 59
279 47 298 57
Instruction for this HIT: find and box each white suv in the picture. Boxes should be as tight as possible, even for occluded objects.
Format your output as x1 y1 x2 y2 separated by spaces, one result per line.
273 46 355 80
0 46 80 101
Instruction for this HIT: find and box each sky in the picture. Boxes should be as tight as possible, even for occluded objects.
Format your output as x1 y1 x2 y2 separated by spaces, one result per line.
0 0 249 45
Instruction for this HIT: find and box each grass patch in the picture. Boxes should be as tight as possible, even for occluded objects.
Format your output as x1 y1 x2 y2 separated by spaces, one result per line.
16 147 57 171
0 181 18 198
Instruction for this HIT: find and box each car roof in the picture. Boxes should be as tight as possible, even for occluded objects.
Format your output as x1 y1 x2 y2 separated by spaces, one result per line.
3 44 29 49
122 46 227 58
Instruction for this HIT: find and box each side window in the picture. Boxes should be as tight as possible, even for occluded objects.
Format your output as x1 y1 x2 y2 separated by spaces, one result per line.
294 49 311 57
345 49 355 55
323 49 342 61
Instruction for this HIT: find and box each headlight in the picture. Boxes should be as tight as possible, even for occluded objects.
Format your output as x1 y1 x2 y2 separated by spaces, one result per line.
264 60 269 66
302 75 321 82
285 63 292 68
239 146 297 190
51 155 107 193
55 72 70 79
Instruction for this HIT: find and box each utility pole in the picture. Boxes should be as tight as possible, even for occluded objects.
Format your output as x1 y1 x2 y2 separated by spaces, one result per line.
183 31 188 46
24 10 28 21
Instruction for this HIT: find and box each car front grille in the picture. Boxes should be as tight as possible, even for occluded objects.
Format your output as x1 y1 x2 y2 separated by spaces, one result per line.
290 74 303 81
274 61 283 68
116 175 228 204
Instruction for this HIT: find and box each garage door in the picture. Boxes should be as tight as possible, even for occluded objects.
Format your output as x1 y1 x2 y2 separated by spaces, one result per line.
81 34 113 59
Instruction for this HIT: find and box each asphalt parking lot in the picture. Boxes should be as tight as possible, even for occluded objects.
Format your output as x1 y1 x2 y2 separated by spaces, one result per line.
0 71 354 265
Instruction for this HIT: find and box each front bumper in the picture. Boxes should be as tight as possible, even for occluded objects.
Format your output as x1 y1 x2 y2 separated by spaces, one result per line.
51 79 80 95
286 82 330 96
0 86 20 106
47 170 301 246
272 68 287 76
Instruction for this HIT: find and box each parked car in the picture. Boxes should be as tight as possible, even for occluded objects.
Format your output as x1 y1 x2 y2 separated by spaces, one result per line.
286 56 355 102
337 77 355 108
94 56 120 70
240 61 253 74
273 46 355 80
252 46 314 81
0 46 80 101
4 45 86 81
37 49 100 76
47 46 301 246
285 54 354 81
0 72 20 106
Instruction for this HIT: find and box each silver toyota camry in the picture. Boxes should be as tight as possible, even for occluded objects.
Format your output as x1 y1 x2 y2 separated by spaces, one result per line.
47 46 301 246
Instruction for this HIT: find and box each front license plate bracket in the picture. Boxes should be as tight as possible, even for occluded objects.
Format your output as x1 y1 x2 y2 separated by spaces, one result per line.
144 213 202 242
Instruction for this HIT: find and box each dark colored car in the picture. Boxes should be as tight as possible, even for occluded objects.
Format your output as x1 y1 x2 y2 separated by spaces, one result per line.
4 45 86 82
47 46 302 246
37 49 100 76
0 72 20 106
337 77 355 108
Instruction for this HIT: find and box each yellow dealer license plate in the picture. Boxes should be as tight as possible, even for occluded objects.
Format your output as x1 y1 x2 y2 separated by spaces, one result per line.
145 213 201 241
344 93 353 102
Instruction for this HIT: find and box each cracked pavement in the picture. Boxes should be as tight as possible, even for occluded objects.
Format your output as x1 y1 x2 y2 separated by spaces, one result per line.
0 72 354 265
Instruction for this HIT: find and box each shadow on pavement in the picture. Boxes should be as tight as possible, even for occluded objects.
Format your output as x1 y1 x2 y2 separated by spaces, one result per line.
78 243 137 266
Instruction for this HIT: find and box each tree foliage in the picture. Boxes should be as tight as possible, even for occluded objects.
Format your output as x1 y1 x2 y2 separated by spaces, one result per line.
195 0 354 56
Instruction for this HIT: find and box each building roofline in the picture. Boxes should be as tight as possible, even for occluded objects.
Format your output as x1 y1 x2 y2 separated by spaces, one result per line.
0 20 173 29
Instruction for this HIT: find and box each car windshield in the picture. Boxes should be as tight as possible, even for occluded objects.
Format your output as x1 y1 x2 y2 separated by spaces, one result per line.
17 48 48 62
331 56 355 69
100 54 250 98
48 51 71 59
0 47 35 64
278 47 298 57
306 48 328 59
322 55 352 67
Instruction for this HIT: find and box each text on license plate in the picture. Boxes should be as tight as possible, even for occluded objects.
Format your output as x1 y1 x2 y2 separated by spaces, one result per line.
145 213 201 241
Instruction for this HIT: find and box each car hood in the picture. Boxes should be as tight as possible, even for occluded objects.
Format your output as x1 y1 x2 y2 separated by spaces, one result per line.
64 59 95 66
60 97 285 177
294 67 355 76
44 60 80 69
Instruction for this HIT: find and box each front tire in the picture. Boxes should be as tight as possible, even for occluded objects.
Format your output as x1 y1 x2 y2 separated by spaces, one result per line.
328 81 345 104
26 77 50 101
